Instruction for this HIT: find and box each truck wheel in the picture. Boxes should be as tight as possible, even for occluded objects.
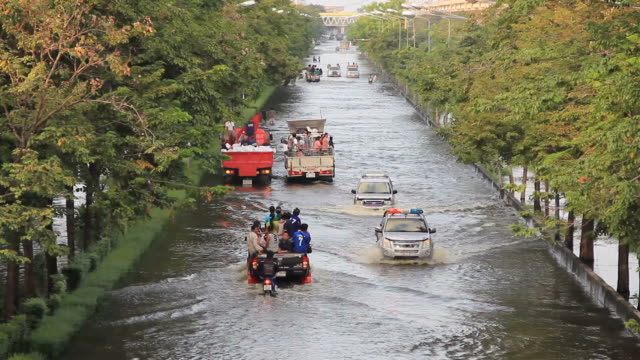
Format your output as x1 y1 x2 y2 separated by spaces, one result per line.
257 174 271 184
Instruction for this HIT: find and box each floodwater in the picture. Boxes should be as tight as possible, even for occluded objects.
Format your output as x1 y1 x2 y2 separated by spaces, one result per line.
63 41 640 359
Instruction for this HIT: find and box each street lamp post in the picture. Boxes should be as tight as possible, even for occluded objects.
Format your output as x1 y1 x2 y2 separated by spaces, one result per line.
385 9 403 50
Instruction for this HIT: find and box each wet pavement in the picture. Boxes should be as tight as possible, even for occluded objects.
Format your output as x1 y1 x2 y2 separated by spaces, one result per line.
63 41 640 360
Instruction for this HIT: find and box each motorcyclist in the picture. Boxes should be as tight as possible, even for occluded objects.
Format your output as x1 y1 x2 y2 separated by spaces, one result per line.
258 251 279 294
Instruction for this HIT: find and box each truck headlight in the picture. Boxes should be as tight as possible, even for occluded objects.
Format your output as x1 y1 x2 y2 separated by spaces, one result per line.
383 239 392 248
384 200 391 204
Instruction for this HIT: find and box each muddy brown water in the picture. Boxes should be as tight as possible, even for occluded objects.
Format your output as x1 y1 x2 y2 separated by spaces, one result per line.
63 41 640 360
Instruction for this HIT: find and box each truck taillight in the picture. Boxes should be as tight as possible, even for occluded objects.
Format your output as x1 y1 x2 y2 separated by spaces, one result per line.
224 169 234 175
319 170 333 175
289 171 303 176
302 255 309 269
261 169 271 174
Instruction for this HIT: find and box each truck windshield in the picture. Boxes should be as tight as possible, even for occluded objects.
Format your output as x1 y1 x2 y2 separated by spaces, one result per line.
384 218 427 232
358 182 390 193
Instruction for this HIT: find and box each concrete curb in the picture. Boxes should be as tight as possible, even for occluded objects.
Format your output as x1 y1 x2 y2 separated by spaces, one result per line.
367 56 640 336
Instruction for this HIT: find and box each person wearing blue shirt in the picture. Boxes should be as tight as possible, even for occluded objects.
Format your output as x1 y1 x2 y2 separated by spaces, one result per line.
291 208 301 227
265 206 276 223
293 224 311 253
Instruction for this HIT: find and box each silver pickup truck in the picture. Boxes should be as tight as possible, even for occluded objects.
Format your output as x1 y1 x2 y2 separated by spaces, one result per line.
351 173 397 208
375 209 436 259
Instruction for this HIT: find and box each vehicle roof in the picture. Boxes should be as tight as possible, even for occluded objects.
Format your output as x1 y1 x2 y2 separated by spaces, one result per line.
361 173 390 178
358 177 391 183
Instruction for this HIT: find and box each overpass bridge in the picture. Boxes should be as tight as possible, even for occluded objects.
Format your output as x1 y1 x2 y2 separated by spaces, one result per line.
319 12 360 34
412 0 495 13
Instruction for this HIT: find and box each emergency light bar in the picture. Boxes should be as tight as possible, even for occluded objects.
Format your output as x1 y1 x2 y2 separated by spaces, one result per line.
386 209 424 215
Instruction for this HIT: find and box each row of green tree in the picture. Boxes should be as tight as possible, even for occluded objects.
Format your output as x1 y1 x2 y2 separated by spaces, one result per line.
0 0 322 322
350 0 640 307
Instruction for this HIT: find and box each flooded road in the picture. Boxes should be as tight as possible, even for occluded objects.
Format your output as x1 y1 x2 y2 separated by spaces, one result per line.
64 41 640 359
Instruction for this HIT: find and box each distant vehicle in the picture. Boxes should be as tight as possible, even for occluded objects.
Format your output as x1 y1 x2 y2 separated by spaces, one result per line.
340 40 350 50
351 173 397 208
305 71 320 82
346 64 359 78
283 118 335 181
327 65 341 77
375 209 436 259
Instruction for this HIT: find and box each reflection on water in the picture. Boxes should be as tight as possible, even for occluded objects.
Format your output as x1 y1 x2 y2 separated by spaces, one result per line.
62 41 640 360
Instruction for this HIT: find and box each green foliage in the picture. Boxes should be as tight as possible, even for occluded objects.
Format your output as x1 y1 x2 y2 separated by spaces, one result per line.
7 353 46 360
22 299 47 329
0 0 319 355
625 319 640 335
509 223 538 238
0 315 28 357
46 295 62 316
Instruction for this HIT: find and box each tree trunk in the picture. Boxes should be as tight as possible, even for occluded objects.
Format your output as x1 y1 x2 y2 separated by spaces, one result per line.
508 169 515 195
544 182 550 218
580 216 595 267
554 193 560 219
83 162 99 250
4 241 20 319
22 240 36 298
617 242 630 300
565 210 575 251
45 253 58 295
66 185 76 260
520 166 528 205
533 178 542 213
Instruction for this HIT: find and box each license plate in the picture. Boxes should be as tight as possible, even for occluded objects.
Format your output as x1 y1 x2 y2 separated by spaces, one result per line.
263 284 272 291
305 173 316 178
276 271 287 277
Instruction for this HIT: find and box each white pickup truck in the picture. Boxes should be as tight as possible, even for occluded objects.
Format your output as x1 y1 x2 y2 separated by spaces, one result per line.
284 119 335 181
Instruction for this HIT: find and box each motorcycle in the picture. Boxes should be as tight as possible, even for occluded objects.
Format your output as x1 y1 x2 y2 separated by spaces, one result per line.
262 277 276 296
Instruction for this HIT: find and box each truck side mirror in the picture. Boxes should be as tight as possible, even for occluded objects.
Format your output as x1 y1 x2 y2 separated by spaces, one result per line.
351 189 356 194
429 228 436 234
392 190 398 194
375 227 382 233
269 134 274 141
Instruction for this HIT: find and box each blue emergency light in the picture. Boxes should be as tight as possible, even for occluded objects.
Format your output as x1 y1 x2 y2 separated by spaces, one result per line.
410 209 424 214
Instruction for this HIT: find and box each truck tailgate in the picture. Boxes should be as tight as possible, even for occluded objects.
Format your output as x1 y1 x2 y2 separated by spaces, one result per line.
222 151 274 177
287 155 334 170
